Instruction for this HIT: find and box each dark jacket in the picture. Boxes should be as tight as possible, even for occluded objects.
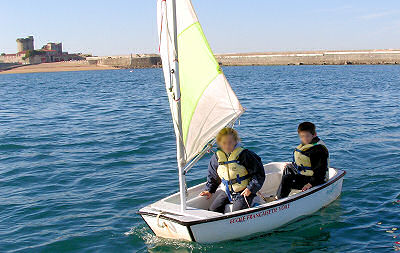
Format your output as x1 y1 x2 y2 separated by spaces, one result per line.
205 148 265 194
300 136 329 186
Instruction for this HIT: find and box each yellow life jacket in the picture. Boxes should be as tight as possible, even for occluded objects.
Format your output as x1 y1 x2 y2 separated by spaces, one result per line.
216 147 250 201
293 139 328 177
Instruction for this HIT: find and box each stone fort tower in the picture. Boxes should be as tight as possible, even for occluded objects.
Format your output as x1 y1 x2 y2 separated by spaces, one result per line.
16 36 34 52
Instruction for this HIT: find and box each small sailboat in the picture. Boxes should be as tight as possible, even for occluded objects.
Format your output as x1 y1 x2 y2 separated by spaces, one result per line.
138 0 345 243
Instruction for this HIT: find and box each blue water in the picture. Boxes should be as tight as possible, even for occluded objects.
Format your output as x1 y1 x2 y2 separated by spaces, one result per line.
0 66 399 252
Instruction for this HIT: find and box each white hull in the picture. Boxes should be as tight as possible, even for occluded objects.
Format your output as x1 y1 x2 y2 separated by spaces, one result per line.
138 162 345 243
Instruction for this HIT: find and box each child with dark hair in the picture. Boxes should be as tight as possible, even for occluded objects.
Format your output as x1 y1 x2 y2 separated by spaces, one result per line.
277 122 329 199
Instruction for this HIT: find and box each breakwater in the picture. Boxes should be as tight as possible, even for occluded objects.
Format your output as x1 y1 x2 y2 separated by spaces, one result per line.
216 50 400 66
85 50 400 69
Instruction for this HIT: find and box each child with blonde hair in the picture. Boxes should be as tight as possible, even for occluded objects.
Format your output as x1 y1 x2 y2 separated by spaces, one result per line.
200 127 265 213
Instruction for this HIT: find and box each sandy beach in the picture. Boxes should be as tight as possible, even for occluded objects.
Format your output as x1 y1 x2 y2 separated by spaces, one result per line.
0 61 117 74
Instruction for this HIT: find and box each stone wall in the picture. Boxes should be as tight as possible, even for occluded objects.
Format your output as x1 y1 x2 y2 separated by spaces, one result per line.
88 55 161 68
0 54 24 64
0 54 39 64
86 50 400 69
216 51 400 66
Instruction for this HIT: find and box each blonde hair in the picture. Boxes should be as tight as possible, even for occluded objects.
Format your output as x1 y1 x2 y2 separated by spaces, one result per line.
216 127 241 143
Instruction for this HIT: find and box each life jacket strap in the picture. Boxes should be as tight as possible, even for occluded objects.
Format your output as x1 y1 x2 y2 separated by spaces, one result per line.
292 147 313 174
293 163 312 172
221 178 233 202
222 174 250 185
294 148 310 156
218 160 240 165
221 174 250 201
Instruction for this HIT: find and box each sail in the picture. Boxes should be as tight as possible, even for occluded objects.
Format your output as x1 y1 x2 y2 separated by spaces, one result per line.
157 0 244 165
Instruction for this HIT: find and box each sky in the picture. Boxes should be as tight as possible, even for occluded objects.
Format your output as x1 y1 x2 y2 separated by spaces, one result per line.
1 0 400 56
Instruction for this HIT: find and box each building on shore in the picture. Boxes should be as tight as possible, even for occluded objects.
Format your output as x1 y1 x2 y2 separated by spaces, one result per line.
16 36 34 52
0 36 85 65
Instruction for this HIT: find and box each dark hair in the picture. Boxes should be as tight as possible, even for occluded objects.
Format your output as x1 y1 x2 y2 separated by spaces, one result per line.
297 122 316 135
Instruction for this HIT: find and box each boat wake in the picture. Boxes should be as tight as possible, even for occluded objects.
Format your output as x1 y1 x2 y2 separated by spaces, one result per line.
124 225 210 252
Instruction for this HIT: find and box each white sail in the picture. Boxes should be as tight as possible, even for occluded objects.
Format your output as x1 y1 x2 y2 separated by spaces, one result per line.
157 0 244 166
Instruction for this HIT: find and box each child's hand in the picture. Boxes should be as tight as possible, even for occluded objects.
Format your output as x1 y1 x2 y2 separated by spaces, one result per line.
241 188 251 197
302 183 312 191
284 162 292 169
200 191 212 199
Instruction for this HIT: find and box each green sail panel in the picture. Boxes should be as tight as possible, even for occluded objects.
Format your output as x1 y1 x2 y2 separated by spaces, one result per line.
178 22 222 144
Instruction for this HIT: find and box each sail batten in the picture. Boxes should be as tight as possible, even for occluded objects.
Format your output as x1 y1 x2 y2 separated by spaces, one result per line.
158 0 244 165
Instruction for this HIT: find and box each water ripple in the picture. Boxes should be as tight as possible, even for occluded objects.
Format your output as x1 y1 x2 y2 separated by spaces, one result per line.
0 66 399 252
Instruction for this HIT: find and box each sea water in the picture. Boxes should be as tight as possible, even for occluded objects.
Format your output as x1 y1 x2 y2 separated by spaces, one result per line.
0 65 399 252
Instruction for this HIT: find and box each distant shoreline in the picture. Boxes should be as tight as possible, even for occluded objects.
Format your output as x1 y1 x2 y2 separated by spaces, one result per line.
2 49 400 74
88 49 400 69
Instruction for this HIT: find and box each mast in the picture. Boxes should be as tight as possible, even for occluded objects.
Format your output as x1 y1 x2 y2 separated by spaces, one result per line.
171 0 187 212
158 0 244 213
